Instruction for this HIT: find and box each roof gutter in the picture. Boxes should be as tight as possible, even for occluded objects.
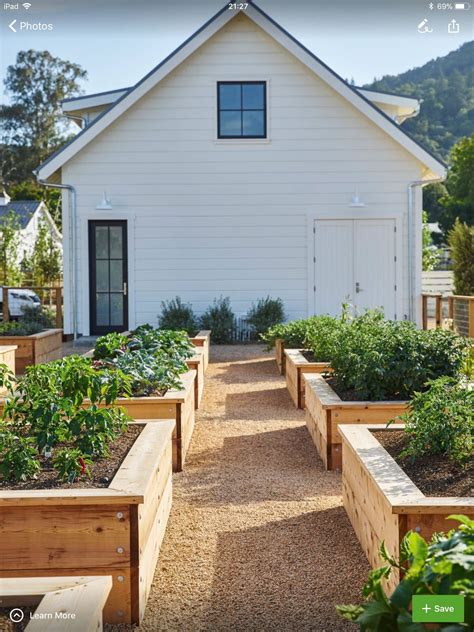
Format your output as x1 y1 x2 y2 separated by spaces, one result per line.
35 177 78 341
407 177 444 323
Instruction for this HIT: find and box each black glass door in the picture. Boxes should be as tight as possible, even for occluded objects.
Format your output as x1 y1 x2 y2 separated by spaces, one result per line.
89 220 128 334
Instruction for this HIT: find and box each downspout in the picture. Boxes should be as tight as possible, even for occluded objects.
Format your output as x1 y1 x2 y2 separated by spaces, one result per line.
35 177 78 341
407 177 444 322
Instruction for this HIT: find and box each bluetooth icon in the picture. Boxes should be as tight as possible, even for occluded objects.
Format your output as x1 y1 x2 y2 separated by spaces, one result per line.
429 2 434 8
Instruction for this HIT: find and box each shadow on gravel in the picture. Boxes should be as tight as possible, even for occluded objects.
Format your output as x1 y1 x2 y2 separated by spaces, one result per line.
224 387 298 421
205 506 368 632
181 425 340 507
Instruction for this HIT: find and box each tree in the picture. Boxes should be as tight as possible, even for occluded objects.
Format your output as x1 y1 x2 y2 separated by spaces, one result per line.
29 220 62 286
422 211 439 271
0 210 22 285
448 219 474 295
438 134 474 238
1 50 87 185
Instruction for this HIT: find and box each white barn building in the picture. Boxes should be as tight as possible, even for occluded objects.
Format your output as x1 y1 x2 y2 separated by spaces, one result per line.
35 3 446 337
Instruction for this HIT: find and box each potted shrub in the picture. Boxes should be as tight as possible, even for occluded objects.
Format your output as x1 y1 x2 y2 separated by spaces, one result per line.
91 326 197 470
305 312 470 470
0 312 62 374
0 358 175 625
337 515 474 628
340 377 473 590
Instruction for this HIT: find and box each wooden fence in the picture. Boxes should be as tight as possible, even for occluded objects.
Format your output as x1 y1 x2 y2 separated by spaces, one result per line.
1 286 63 329
422 293 474 338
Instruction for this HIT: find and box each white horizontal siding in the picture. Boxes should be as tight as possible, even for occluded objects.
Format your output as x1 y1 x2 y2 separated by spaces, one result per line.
63 12 424 335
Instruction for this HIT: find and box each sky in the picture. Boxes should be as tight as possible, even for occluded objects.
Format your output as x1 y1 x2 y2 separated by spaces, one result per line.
1 0 473 99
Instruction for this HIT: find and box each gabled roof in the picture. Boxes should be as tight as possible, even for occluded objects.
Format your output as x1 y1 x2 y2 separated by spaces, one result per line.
0 201 41 229
0 200 62 239
35 1 447 181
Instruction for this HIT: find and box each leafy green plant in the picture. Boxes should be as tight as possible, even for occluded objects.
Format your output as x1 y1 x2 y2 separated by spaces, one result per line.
330 311 470 400
399 377 473 465
128 326 194 362
53 448 92 482
0 431 40 481
199 297 235 344
0 356 131 483
337 515 474 630
93 332 128 360
0 320 43 336
304 315 347 362
158 296 198 335
247 296 285 339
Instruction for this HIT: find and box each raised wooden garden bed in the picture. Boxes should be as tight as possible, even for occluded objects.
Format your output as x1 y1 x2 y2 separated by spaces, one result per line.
189 330 211 371
0 421 174 626
0 575 112 631
340 424 474 592
304 374 409 471
284 349 331 409
186 348 205 409
0 329 63 374
275 339 285 375
93 370 196 472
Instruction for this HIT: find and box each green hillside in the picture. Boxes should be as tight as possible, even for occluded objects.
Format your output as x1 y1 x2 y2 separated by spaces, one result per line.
364 41 474 161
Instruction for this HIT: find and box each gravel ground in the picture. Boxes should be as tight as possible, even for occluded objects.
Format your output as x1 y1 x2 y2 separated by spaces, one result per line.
109 345 369 632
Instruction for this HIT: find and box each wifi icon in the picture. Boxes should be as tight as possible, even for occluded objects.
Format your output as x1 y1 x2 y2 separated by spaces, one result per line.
22 2 32 8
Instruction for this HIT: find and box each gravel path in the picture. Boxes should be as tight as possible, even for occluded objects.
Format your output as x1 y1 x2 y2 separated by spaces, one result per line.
124 345 369 631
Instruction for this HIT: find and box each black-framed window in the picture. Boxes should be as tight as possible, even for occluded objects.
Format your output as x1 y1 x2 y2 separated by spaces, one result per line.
217 81 266 138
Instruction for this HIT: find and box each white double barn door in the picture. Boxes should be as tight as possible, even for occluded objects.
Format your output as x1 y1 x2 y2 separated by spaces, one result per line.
314 218 397 319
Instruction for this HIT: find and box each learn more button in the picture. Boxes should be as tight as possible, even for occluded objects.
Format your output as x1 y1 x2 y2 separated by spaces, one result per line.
412 595 465 623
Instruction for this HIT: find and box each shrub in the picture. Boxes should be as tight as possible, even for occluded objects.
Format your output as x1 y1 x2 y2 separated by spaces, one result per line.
20 304 55 328
399 377 473 465
0 356 131 482
449 218 474 296
337 515 474 630
330 311 470 400
0 320 43 336
158 296 199 335
199 297 235 344
247 296 285 339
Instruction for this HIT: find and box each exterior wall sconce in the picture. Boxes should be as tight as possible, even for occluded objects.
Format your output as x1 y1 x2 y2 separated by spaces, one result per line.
96 191 112 210
350 191 365 207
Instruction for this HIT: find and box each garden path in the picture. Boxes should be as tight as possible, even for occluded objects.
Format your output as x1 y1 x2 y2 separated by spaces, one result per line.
126 345 369 631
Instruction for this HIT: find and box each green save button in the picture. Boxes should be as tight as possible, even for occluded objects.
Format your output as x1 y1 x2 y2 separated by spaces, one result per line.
412 595 465 623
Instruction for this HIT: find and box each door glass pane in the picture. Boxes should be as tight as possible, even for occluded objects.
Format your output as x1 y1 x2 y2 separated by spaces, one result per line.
96 293 110 326
110 294 123 326
220 111 241 136
96 260 109 292
243 110 264 136
95 227 109 259
242 83 264 109
109 226 123 259
110 260 123 292
219 84 241 109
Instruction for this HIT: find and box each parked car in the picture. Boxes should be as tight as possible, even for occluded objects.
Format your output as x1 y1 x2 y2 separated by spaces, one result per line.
0 288 41 319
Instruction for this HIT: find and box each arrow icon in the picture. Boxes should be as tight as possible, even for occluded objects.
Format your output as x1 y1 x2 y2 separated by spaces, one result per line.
9 19 17 32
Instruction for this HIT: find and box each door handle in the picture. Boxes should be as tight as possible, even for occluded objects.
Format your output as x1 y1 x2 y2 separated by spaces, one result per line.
355 282 363 294
123 282 127 296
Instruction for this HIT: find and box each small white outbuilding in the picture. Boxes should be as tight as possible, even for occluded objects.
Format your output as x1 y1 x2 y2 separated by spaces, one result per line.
35 2 446 337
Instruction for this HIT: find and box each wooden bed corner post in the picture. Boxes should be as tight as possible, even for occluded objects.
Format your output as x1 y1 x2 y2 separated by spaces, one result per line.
2 287 9 322
55 287 63 329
